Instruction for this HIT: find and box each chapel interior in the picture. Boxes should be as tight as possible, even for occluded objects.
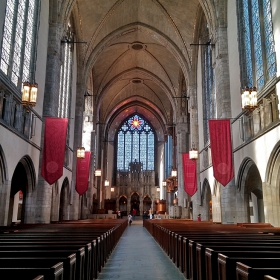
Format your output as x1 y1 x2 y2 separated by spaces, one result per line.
0 0 280 228
1 1 280 279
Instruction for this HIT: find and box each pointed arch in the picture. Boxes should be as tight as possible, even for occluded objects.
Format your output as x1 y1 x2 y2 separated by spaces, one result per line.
212 180 222 222
9 155 36 225
236 157 264 223
59 177 70 221
264 142 280 226
201 178 212 221
0 145 8 183
116 114 155 171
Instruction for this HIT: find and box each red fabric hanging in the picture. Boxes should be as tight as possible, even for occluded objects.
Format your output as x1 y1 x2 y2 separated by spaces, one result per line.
209 119 234 186
182 153 197 196
76 151 91 195
41 118 68 185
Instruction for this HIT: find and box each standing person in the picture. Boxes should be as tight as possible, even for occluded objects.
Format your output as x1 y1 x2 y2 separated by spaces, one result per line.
117 209 121 219
149 208 153 219
197 213 201 222
127 213 132 226
132 208 136 220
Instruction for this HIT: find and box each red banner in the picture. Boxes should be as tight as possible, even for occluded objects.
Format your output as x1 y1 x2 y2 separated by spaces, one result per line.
182 153 197 196
209 119 234 186
76 151 91 195
41 118 68 185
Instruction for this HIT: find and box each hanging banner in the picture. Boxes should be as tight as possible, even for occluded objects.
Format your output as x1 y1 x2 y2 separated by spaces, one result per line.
76 151 91 195
182 153 197 196
209 119 234 186
41 118 68 185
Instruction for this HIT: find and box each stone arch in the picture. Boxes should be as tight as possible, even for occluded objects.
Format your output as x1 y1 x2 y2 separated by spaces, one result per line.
130 192 140 215
59 177 70 221
0 145 8 225
97 67 176 114
212 180 222 222
84 23 191 91
0 145 8 183
201 179 212 221
198 0 219 37
264 142 280 226
8 155 36 225
50 182 60 222
119 195 127 215
143 195 152 214
236 157 264 223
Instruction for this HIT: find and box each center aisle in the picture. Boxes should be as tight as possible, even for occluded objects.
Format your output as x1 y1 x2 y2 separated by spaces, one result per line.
97 219 185 280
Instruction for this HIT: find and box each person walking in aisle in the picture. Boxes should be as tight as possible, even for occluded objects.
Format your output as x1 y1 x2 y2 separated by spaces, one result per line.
149 208 153 219
132 208 136 220
128 213 132 225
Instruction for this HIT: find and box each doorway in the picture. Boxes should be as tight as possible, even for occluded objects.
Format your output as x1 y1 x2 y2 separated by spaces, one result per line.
119 196 127 216
238 159 264 223
9 162 28 224
143 196 152 214
130 192 140 215
201 179 212 221
59 178 69 221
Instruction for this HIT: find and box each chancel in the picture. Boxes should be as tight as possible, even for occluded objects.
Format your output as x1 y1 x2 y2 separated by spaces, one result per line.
0 0 280 279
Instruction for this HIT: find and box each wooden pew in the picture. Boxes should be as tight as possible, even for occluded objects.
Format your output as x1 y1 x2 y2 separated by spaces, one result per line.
264 276 279 280
0 234 98 279
0 251 76 280
0 219 127 279
198 244 280 280
205 249 280 280
217 254 280 280
191 241 280 280
236 262 280 280
0 243 88 280
0 261 63 280
144 219 280 280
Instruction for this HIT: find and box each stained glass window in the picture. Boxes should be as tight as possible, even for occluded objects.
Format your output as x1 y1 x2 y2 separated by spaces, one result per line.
203 44 214 144
117 115 155 170
238 0 276 89
58 24 73 119
0 0 40 87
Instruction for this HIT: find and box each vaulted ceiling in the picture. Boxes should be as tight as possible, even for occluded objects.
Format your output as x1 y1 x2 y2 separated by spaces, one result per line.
72 0 200 141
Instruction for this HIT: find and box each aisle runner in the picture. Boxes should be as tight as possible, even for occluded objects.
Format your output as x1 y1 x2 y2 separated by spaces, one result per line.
97 221 185 279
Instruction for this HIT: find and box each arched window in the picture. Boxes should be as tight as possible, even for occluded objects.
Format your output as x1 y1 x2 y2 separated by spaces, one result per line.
117 114 155 171
202 43 214 144
58 23 73 119
0 0 40 87
237 0 276 89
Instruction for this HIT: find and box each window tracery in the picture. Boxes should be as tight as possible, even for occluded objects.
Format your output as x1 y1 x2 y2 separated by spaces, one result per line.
117 115 155 171
0 0 40 88
238 0 276 89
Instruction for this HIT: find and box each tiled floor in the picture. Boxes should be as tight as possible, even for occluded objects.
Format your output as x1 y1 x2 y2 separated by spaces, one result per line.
97 219 185 280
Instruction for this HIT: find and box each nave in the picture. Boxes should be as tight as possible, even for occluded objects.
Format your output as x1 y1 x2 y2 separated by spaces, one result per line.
97 219 185 280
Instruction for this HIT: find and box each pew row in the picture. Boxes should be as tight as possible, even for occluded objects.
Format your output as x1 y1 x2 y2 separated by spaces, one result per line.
143 219 280 280
0 218 127 279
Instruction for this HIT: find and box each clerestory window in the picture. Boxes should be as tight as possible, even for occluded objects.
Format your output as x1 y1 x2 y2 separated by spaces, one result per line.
58 24 73 120
117 114 155 171
0 0 40 87
202 43 215 144
237 0 276 89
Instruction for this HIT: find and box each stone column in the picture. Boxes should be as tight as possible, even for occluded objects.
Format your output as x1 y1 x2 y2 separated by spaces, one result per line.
35 22 63 223
96 122 104 209
213 26 237 224
88 130 97 214
176 122 189 208
0 180 11 226
71 81 87 220
188 83 200 218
